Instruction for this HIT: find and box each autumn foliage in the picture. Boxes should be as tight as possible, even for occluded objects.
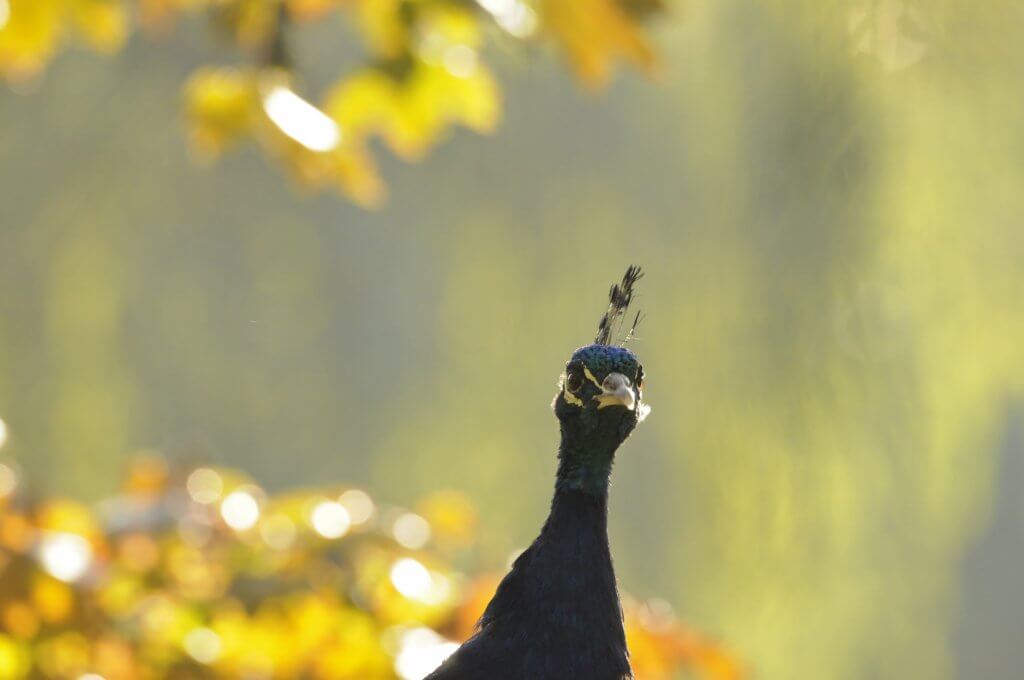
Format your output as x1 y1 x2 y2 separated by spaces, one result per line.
0 456 740 679
0 0 661 206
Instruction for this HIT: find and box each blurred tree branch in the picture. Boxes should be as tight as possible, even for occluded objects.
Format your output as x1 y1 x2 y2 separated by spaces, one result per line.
0 0 665 206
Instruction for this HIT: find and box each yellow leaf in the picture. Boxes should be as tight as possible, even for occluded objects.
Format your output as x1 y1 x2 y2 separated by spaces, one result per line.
387 70 447 160
31 574 75 624
71 0 129 53
356 0 406 58
258 105 388 208
324 69 400 142
0 0 63 81
93 636 138 680
183 66 259 160
0 513 34 552
326 59 500 163
417 4 482 53
96 570 146 617
1 602 39 640
389 61 500 159
0 635 31 679
37 499 100 538
542 0 657 88
443 63 501 133
330 144 387 208
314 609 391 679
34 631 90 678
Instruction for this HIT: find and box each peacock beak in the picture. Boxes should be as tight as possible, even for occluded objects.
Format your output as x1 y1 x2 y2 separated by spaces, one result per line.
595 372 636 411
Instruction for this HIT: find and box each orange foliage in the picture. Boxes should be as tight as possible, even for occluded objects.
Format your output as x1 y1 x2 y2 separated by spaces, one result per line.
0 454 740 678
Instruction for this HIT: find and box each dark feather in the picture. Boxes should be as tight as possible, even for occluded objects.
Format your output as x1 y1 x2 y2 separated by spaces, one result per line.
425 490 630 680
595 266 644 346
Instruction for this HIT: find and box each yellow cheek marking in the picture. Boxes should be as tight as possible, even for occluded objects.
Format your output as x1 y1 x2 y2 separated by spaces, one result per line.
562 366 606 408
562 388 584 407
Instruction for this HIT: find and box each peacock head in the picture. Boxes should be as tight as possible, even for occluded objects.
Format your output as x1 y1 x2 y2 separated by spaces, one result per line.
553 267 650 460
555 343 649 432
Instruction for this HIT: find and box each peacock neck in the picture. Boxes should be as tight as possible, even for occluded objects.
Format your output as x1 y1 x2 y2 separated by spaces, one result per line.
555 427 618 496
466 430 629 678
534 485 614 614
526 481 628 677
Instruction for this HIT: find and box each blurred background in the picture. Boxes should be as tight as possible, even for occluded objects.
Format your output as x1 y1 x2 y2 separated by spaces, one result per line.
1 0 1023 678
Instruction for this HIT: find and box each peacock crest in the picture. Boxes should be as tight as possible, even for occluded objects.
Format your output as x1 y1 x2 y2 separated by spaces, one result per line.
594 265 644 346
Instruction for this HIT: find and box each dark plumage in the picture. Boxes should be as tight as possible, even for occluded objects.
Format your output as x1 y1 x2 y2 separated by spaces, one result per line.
595 265 644 346
427 267 649 680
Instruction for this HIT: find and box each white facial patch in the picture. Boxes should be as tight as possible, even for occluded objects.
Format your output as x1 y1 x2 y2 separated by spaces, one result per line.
595 372 636 411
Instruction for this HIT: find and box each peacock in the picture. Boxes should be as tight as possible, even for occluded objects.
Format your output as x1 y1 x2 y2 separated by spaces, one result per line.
427 266 649 680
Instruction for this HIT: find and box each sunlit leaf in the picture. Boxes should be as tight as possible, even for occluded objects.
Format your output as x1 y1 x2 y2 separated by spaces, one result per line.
213 0 277 48
356 0 407 59
0 0 63 81
183 66 259 160
0 635 31 678
70 0 129 53
31 574 76 624
325 68 401 141
541 0 657 88
1 602 39 641
35 631 91 678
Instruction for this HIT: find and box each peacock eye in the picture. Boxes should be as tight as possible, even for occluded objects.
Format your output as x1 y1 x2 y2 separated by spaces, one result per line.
565 364 584 393
635 365 645 389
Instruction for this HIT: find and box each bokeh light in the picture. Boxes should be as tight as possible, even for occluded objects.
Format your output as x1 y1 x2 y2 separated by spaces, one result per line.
339 489 375 525
388 558 452 606
118 533 160 572
262 85 341 152
38 533 93 583
0 417 7 449
0 462 17 498
310 500 351 539
477 0 538 38
442 46 478 79
394 627 460 680
0 459 735 678
392 513 431 549
259 513 297 550
183 627 221 664
390 558 433 601
186 467 223 505
220 488 260 531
